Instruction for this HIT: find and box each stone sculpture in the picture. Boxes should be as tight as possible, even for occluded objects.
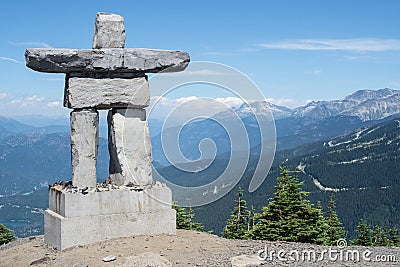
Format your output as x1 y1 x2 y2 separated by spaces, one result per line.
25 12 189 250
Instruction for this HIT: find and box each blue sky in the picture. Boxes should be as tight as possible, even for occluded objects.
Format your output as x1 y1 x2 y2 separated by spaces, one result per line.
1 0 400 116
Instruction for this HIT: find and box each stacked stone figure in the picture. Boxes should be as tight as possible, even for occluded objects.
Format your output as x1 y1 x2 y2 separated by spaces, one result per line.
25 12 189 250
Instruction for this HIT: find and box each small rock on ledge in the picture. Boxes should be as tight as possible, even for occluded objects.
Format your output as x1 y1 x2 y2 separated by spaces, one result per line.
102 255 117 262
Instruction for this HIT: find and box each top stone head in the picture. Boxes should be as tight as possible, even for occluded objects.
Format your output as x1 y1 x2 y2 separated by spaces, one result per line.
92 12 126 49
24 12 190 74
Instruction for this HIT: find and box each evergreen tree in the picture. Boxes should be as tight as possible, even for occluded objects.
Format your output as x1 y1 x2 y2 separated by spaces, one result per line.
351 220 400 247
173 201 188 228
325 192 346 245
372 226 389 246
251 166 328 244
172 201 204 231
186 207 204 231
247 205 256 232
0 224 15 246
222 188 250 239
314 202 330 245
351 220 372 246
388 228 400 247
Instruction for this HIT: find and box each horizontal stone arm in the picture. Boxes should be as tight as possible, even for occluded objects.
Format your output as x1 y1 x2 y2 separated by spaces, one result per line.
25 48 190 73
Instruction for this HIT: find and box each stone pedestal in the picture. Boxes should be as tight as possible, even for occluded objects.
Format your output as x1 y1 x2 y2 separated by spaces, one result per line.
108 108 153 186
44 184 176 250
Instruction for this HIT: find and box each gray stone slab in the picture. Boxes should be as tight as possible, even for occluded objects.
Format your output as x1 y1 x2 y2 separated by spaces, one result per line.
44 208 176 250
25 48 190 73
64 73 149 109
108 108 153 186
70 109 98 188
48 185 173 217
93 12 125 49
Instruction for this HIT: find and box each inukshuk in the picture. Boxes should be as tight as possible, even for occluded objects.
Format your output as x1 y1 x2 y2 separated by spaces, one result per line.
25 12 189 250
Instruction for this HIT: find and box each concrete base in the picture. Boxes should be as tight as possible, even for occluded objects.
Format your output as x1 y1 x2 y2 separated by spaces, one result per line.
44 184 176 250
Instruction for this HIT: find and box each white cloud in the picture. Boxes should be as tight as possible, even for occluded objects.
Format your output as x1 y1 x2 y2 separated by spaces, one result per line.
266 97 312 108
0 94 68 117
175 96 199 104
0 93 12 100
0 57 21 64
258 38 400 52
9 95 46 107
25 95 45 102
149 96 199 117
148 96 310 120
151 96 245 111
149 96 239 120
10 99 22 104
47 101 62 107
214 97 246 108
11 41 53 48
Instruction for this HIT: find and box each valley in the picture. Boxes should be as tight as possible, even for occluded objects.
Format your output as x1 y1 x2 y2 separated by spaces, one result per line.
0 88 399 239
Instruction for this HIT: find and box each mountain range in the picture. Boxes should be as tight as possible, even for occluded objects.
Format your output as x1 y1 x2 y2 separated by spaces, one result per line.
151 88 400 166
293 88 400 121
0 88 399 237
242 88 400 122
193 115 400 238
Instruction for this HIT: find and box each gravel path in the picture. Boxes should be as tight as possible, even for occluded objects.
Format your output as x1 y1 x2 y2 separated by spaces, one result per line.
0 230 399 266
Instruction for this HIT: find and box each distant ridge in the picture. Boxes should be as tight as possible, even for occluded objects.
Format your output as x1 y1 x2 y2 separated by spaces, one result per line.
292 88 400 122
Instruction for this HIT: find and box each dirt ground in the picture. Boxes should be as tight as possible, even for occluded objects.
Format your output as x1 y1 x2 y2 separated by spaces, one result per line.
0 230 399 266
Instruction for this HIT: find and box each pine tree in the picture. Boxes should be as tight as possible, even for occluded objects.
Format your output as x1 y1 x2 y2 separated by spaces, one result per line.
186 207 204 231
222 188 250 239
0 224 15 245
388 228 400 247
314 202 330 245
325 192 346 245
351 220 372 246
251 166 328 244
172 201 204 231
173 201 188 228
351 220 400 247
247 205 256 232
372 226 389 246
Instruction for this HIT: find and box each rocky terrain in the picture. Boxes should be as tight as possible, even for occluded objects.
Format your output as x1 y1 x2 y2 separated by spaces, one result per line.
0 230 399 266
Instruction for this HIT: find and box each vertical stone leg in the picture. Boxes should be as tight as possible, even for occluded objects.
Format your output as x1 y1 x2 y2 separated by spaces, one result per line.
70 109 99 188
108 108 153 186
